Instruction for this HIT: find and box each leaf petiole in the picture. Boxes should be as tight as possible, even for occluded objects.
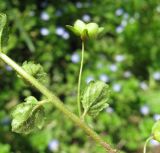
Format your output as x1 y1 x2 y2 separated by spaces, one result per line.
32 99 50 112
81 109 87 121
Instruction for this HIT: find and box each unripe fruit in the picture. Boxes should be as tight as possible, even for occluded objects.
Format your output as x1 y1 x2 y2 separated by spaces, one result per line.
86 23 99 38
66 19 104 40
152 121 160 142
74 20 86 35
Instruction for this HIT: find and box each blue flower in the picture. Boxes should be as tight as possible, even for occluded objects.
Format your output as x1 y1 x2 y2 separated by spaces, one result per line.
71 52 80 63
113 84 122 92
99 74 110 83
40 28 49 36
86 76 94 84
140 105 150 115
48 139 59 151
40 12 50 21
115 8 124 16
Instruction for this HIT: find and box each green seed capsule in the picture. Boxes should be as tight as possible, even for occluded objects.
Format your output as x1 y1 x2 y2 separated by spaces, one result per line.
66 19 104 40
152 121 160 142
86 23 99 38
74 20 86 36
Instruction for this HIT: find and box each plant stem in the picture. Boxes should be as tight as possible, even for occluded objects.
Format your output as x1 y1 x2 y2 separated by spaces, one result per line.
0 13 6 52
77 40 85 116
14 10 35 53
0 52 117 153
143 136 153 153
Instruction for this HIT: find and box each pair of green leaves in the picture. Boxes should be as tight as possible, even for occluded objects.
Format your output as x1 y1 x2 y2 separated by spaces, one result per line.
66 20 104 40
22 61 49 85
11 96 45 135
81 81 110 118
11 81 109 134
0 13 9 51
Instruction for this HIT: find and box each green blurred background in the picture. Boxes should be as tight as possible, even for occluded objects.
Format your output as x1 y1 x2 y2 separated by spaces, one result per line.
0 0 160 153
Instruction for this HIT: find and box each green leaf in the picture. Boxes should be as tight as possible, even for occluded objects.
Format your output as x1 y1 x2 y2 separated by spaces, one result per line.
152 121 160 142
0 13 9 51
81 81 110 118
22 61 49 85
10 96 45 135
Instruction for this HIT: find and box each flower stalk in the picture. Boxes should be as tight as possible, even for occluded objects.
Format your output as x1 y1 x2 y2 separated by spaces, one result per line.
143 136 153 153
77 40 85 116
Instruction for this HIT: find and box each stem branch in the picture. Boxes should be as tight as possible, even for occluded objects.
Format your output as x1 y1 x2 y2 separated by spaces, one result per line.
0 52 117 153
81 109 87 121
32 99 50 112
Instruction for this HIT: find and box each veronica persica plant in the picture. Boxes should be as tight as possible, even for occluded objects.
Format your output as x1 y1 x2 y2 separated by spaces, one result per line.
0 14 117 153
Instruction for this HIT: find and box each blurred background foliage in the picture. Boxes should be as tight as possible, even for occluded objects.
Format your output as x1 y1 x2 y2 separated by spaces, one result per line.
0 0 160 153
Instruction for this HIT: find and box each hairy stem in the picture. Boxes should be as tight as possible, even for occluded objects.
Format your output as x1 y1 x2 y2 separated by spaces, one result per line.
143 136 153 153
77 40 85 116
0 52 117 153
